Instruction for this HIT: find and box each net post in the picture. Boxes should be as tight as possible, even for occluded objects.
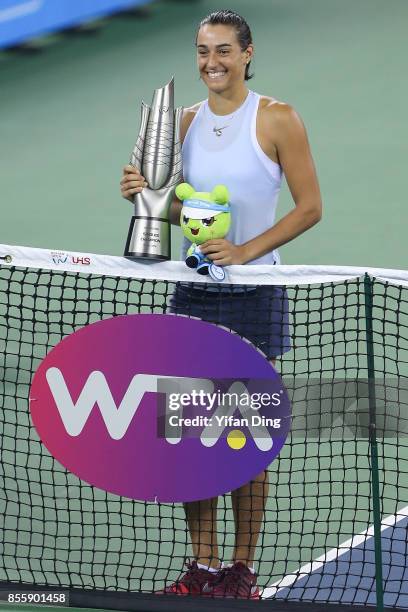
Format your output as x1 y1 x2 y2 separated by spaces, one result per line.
363 273 384 612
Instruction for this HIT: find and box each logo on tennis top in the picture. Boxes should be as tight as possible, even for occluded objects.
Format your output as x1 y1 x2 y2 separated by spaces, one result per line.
30 314 291 503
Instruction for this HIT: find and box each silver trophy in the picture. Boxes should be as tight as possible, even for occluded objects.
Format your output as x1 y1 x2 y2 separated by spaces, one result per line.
124 78 183 260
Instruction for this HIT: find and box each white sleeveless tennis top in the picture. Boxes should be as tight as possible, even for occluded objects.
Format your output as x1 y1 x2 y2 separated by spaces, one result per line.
181 90 283 265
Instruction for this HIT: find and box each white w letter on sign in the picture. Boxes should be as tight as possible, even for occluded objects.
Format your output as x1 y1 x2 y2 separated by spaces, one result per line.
46 367 161 440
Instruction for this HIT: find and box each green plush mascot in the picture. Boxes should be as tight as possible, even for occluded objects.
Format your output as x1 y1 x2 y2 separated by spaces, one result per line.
175 182 231 281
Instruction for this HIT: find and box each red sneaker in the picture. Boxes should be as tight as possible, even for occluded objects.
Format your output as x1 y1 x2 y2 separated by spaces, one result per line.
210 562 260 599
156 560 218 596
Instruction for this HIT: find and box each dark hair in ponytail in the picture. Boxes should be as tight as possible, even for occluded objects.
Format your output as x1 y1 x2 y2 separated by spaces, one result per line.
197 9 254 80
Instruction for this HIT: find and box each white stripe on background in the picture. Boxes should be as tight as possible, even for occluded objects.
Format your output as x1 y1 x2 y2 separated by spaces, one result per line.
0 1 43 24
262 505 408 599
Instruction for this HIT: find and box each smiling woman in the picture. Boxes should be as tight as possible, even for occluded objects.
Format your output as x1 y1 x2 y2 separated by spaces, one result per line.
120 8 322 600
196 12 254 92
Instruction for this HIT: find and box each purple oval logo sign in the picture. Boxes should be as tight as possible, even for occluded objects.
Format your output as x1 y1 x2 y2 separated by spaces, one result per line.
30 314 290 502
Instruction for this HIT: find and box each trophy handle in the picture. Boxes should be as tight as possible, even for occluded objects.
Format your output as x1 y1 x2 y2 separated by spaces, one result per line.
130 102 151 170
168 106 184 187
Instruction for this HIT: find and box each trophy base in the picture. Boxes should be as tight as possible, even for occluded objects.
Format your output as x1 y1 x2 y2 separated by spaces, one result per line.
124 252 169 261
124 216 170 261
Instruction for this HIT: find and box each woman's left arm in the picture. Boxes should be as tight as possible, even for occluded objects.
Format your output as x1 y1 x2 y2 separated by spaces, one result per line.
201 103 322 266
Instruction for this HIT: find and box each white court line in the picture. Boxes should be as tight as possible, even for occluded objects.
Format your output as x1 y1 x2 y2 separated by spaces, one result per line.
262 505 408 599
0 1 43 24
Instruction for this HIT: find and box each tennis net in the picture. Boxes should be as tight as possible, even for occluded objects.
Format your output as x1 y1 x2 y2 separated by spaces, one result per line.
1 243 408 612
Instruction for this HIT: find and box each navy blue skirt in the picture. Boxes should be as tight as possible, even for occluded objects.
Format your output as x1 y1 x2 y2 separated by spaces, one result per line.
168 283 291 359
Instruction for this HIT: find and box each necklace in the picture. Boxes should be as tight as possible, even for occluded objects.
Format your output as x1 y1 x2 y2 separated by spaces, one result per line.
207 103 236 137
208 91 250 136
213 124 230 137
212 112 236 137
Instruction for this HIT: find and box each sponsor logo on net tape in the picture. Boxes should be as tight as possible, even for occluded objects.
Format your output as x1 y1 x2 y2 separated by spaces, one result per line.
51 251 91 266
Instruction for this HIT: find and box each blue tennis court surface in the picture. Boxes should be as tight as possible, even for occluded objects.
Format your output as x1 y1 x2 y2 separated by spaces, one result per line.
263 506 408 607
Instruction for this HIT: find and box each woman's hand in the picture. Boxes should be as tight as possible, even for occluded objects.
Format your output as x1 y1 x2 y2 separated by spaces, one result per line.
120 165 148 202
200 239 247 266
